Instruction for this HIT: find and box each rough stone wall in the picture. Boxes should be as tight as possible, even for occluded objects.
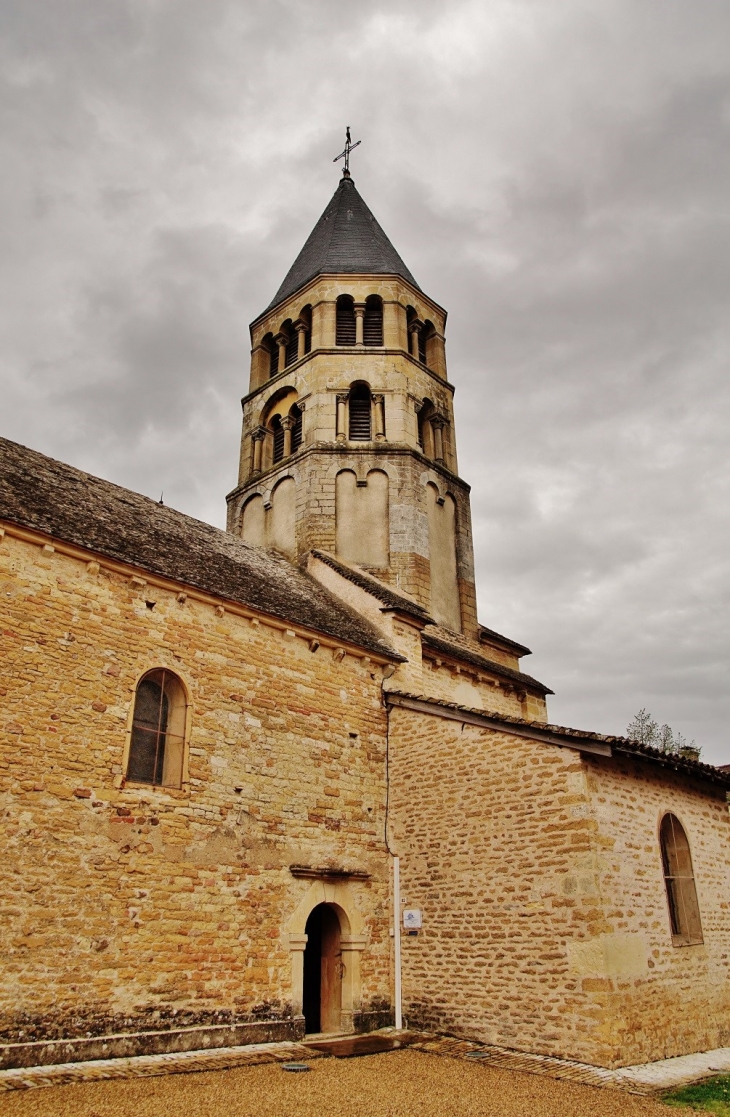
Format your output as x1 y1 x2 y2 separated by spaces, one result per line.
577 754 730 1064
388 705 730 1068
0 530 392 1044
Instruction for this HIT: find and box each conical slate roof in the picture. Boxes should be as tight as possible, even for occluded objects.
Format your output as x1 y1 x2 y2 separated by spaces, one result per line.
263 174 420 315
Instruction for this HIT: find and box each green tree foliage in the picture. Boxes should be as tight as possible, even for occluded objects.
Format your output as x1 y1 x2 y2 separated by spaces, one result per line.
626 708 700 757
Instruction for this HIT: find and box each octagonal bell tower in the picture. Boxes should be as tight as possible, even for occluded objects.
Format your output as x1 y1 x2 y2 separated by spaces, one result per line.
226 166 478 637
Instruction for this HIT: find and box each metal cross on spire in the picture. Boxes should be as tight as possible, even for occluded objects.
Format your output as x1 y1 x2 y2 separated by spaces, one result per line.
333 127 361 176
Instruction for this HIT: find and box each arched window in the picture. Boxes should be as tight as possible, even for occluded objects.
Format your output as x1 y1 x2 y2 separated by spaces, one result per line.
126 669 187 789
263 334 278 379
290 403 303 453
299 305 312 355
363 295 383 346
418 398 435 456
660 813 703 946
271 415 285 463
336 295 356 346
417 325 427 365
348 383 372 440
280 320 297 368
422 320 435 367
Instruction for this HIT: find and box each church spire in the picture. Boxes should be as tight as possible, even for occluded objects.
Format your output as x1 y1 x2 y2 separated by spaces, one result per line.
262 157 420 315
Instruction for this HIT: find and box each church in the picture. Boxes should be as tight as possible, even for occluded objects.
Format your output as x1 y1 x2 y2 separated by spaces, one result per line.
2 154 729 1075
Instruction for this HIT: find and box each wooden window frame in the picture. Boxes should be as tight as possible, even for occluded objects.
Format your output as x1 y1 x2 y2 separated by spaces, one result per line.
660 812 704 947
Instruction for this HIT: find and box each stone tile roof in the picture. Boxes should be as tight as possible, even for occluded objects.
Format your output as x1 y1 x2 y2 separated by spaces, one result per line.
310 550 433 623
386 691 730 788
478 624 532 658
422 626 553 695
0 437 403 661
262 175 421 315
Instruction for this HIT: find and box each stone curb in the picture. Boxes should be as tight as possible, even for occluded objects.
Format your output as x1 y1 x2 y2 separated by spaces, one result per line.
0 1040 324 1093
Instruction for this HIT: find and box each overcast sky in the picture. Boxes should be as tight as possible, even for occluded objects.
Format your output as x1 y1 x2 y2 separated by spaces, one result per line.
2 0 729 759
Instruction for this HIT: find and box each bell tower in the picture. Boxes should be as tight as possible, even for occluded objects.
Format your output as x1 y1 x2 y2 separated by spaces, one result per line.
226 158 478 637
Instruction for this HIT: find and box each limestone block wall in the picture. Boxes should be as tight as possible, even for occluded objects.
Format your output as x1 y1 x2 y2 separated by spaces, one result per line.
0 531 392 1045
576 754 730 1064
388 705 730 1068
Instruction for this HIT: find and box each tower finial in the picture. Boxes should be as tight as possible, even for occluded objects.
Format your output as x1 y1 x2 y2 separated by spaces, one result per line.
333 126 361 177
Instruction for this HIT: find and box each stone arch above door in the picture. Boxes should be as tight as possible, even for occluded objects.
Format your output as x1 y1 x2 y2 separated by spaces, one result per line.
286 879 368 1035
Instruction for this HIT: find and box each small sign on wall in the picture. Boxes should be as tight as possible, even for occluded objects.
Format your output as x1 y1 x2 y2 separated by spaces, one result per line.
403 908 422 930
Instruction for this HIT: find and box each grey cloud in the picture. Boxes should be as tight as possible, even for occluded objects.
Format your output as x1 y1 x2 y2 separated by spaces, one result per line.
1 0 729 757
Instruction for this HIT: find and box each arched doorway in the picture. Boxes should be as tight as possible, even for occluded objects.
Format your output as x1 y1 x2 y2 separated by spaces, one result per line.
303 903 342 1034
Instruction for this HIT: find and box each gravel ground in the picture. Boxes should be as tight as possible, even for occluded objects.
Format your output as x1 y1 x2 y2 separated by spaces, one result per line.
0 1050 697 1117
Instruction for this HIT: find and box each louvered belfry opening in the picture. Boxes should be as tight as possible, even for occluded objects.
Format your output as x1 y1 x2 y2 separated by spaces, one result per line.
272 416 285 463
284 322 298 367
290 404 303 453
348 383 372 440
363 295 383 346
264 334 278 378
301 305 312 354
336 295 356 345
418 326 427 365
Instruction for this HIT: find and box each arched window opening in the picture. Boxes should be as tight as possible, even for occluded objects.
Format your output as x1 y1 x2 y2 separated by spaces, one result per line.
290 403 303 453
336 295 356 346
422 320 435 367
349 383 372 440
417 326 427 365
660 813 703 946
263 334 278 379
271 415 285 463
300 305 312 355
418 399 435 455
282 321 298 368
363 295 383 346
126 669 186 789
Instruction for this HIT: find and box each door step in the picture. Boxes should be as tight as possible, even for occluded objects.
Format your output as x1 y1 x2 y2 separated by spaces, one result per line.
302 1031 425 1058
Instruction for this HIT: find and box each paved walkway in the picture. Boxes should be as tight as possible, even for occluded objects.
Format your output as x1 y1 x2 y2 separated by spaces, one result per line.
1 1028 728 1096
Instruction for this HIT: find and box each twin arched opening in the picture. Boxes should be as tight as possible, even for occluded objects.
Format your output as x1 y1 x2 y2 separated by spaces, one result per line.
336 294 384 347
262 305 312 379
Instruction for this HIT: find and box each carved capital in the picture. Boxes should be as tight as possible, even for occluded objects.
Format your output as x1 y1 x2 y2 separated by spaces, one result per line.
280 415 295 431
251 426 267 442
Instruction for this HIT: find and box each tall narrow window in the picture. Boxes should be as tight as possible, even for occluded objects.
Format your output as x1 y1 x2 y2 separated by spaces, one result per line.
336 295 356 345
417 326 427 365
272 415 285 463
660 813 703 946
126 669 186 789
284 324 298 367
290 403 303 453
348 383 372 440
363 295 383 346
263 334 278 379
300 305 312 355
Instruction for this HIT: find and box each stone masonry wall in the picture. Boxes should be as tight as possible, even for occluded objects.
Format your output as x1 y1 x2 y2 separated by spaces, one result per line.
0 529 392 1045
576 753 730 1064
388 705 730 1068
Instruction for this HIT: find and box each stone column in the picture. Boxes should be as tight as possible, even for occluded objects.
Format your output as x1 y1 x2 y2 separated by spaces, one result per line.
432 415 445 463
372 394 386 441
281 414 295 458
336 393 348 441
339 934 368 1034
295 320 308 361
408 320 423 359
288 933 308 1019
354 303 366 346
274 332 287 374
251 427 266 475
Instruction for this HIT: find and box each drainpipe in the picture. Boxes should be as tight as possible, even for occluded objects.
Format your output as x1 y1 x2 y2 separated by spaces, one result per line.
393 854 403 1031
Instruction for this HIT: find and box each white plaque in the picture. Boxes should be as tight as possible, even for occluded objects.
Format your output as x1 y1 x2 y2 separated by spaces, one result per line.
402 908 422 929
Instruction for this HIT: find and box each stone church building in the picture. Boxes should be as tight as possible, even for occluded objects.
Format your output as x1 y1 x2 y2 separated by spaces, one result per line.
2 166 729 1074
